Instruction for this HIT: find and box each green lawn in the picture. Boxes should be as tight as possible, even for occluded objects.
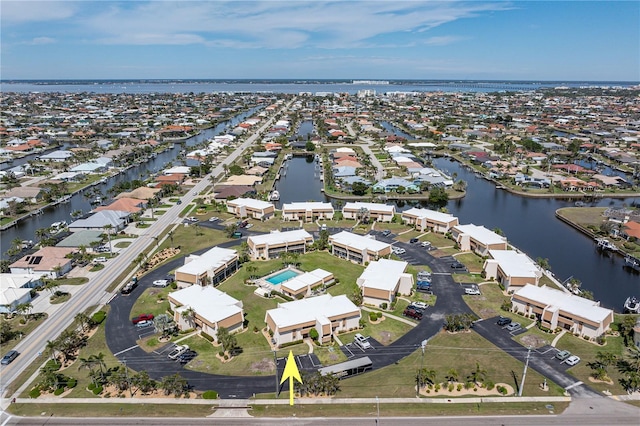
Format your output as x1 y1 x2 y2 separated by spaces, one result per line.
0 314 48 356
338 313 415 346
455 253 485 274
556 332 627 395
56 277 89 285
129 287 171 319
338 330 566 398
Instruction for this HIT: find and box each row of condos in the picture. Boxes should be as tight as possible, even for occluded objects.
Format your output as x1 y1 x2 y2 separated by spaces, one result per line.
511 284 614 339
328 231 392 264
226 197 275 220
247 229 314 260
174 247 239 287
281 202 334 222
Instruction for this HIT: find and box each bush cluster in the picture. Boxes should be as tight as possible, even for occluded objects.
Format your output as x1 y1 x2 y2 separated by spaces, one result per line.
202 390 218 399
91 311 107 325
201 331 214 342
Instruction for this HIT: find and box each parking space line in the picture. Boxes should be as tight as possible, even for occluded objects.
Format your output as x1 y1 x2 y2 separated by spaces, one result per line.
564 381 583 390
114 344 139 357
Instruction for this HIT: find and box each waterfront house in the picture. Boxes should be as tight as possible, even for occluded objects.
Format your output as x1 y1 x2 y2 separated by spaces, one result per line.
328 231 392 265
4 186 45 203
247 229 313 260
342 202 396 222
69 162 107 174
281 202 334 222
115 186 161 201
450 224 508 256
52 171 86 182
511 284 614 339
483 250 542 292
372 178 419 193
223 175 264 187
39 150 74 162
9 247 75 279
357 259 413 307
402 207 459 233
213 185 256 200
226 197 275 220
265 294 361 347
94 197 145 214
56 230 104 250
174 247 239 288
68 210 130 233
168 285 244 340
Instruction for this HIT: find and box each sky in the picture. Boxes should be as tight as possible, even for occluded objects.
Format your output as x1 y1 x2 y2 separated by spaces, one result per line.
1 1 638 81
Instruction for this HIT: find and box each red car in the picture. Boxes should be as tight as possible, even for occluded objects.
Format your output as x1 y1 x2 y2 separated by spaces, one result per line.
131 313 154 324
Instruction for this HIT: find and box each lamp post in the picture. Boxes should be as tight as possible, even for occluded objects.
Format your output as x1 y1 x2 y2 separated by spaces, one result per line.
417 339 428 397
376 396 379 425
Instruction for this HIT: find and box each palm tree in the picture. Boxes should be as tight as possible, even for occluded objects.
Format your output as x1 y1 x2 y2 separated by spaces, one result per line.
182 307 196 328
15 302 33 320
467 362 487 385
45 339 60 361
102 224 114 255
168 230 174 248
445 368 459 384
75 312 91 332
78 355 100 386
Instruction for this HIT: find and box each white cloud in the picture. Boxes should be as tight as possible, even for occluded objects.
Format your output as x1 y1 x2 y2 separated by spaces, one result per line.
29 36 56 45
422 36 466 46
1 1 76 24
76 1 512 48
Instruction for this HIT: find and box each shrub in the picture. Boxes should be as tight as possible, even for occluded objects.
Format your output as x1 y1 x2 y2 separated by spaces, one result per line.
456 383 463 391
369 312 377 321
202 390 218 399
93 386 103 395
88 383 96 391
67 378 77 388
280 339 303 348
497 385 508 395
376 312 382 319
91 310 107 325
596 335 606 345
434 383 441 392
380 302 388 310
45 359 61 371
309 328 319 341
253 326 259 333
218 351 224 357
19 318 26 325
170 282 178 290
500 300 512 311
201 332 214 342
448 384 454 392
464 381 474 390
54 388 64 396
485 380 495 391
29 388 41 399
223 354 229 360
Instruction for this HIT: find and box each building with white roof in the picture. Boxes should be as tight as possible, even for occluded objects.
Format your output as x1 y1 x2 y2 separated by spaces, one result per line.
174 247 238 287
281 202 334 222
342 202 396 222
450 224 508 256
279 268 334 298
357 259 413 307
483 250 542 292
247 229 313 260
511 284 614 339
328 231 392 265
168 285 244 340
0 274 40 314
226 197 275 220
402 208 459 233
265 294 360 347
163 166 191 175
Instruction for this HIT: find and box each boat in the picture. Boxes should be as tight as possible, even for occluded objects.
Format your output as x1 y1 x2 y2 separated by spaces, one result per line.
57 195 72 203
575 201 585 207
624 296 640 314
284 153 293 160
595 237 618 252
624 254 640 271
269 190 280 201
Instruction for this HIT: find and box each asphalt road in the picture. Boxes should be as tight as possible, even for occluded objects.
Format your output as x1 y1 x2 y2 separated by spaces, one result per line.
0 101 293 400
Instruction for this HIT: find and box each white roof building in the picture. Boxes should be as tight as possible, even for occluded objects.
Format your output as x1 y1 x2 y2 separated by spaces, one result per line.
163 166 191 175
168 285 244 339
248 229 313 260
484 250 542 292
279 268 334 297
357 259 413 306
175 247 239 286
265 294 361 347
342 202 396 222
451 224 508 255
512 284 614 339
402 207 459 233
329 231 392 264
226 197 275 219
281 202 334 222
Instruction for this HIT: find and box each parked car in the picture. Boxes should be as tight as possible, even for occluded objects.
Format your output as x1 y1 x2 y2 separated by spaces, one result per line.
403 307 423 320
464 287 481 295
395 248 406 255
152 279 169 287
555 350 572 361
1 350 19 365
412 301 428 310
354 333 372 350
131 313 154 324
450 261 466 270
381 230 391 236
208 217 219 222
135 320 154 329
93 256 107 263
168 345 189 360
232 231 242 238
177 350 197 364
497 316 512 326
410 238 419 244
421 241 431 248
565 355 581 366
186 217 198 222
505 322 521 332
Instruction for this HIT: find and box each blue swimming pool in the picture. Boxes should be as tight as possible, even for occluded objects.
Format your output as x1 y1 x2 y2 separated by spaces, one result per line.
266 270 300 285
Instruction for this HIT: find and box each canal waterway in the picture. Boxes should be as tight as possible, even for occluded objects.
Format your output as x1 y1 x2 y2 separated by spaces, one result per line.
380 121 413 140
273 155 639 311
0 108 261 254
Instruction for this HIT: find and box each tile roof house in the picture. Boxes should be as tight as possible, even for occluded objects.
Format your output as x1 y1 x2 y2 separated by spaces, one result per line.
10 247 75 279
94 197 145 214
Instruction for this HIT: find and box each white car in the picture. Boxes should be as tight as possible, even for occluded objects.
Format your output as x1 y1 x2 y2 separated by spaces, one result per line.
208 217 219 222
412 301 428 310
465 287 481 295
354 333 372 350
152 279 169 287
565 355 581 366
421 241 431 248
168 344 189 360
93 256 107 263
135 320 153 329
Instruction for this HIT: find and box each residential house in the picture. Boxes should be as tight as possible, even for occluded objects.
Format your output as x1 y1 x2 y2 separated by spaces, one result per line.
282 202 334 222
174 247 239 288
226 198 275 220
483 250 542 292
342 202 396 222
0 274 40 314
402 208 459 233
450 224 508 256
68 210 130 233
265 294 361 347
247 230 313 260
328 231 392 265
168 285 244 340
357 259 413 307
39 150 74 162
94 197 145 214
372 178 419 193
511 284 614 339
10 247 75 279
4 186 45 203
